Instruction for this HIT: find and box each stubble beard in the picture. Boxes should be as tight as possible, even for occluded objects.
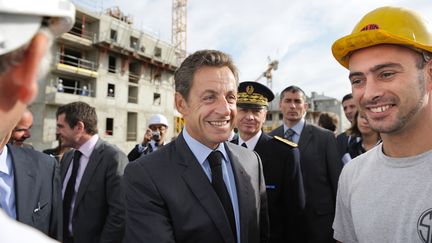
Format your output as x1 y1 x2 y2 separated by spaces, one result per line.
369 71 426 134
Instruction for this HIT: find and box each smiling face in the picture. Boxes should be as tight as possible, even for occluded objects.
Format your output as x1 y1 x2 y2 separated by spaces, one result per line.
176 66 237 149
56 113 80 149
11 111 33 146
237 107 266 141
349 44 431 135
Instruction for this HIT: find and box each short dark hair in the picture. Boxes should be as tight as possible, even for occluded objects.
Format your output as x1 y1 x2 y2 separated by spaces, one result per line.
279 85 306 102
342 93 353 103
174 49 239 101
318 112 339 132
56 101 98 135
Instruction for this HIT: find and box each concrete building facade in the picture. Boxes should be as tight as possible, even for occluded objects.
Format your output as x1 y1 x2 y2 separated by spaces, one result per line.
30 6 178 153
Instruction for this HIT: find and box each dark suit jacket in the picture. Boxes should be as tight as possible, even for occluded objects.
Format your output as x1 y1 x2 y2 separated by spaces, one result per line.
336 131 350 159
127 141 158 161
9 145 62 240
269 123 342 243
124 132 269 243
60 138 128 243
232 133 305 243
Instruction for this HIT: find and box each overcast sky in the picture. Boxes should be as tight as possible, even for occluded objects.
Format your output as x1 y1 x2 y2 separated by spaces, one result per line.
75 0 432 100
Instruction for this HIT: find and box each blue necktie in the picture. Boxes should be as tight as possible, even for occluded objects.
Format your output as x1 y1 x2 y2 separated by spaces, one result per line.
284 129 295 141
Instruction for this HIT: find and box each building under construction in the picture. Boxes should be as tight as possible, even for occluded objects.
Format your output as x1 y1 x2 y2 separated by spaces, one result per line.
30 5 180 153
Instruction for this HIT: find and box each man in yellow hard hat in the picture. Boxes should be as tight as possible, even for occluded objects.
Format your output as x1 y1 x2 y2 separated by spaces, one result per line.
332 6 432 242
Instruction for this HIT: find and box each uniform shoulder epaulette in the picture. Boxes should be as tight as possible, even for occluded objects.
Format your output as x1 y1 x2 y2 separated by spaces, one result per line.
273 135 298 148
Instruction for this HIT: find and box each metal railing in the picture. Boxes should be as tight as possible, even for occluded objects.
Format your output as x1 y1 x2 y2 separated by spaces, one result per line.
55 52 98 71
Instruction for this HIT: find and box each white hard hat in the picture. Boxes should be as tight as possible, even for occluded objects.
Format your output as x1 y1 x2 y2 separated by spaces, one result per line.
0 0 75 55
148 114 168 127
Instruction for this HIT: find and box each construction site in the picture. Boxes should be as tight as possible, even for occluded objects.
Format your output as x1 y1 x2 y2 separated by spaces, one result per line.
30 1 187 152
28 0 346 152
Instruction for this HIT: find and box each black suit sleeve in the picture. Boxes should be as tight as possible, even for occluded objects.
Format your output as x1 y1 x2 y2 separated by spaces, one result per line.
99 149 128 243
124 161 175 243
127 145 143 161
326 132 343 198
256 153 270 243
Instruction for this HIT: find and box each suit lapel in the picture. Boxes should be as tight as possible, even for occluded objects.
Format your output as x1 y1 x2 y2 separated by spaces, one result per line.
298 123 312 150
225 142 252 243
74 138 104 209
10 145 37 221
176 135 235 243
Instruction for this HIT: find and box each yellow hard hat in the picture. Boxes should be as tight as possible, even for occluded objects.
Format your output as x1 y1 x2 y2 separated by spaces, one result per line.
332 6 432 68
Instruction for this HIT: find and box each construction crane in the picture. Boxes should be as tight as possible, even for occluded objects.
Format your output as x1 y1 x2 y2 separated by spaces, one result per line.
255 57 279 89
172 0 187 64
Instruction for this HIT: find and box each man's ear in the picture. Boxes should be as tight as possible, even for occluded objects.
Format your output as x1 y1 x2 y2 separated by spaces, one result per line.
9 33 49 104
76 121 85 133
175 92 187 115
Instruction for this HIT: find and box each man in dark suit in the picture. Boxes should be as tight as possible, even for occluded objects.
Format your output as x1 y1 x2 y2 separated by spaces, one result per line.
124 50 269 243
269 85 342 243
0 131 62 240
336 93 358 162
57 101 128 243
232 81 305 243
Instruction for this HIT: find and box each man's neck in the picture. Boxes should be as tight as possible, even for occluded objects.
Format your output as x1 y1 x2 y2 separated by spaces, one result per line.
284 119 300 128
239 132 255 142
74 133 93 149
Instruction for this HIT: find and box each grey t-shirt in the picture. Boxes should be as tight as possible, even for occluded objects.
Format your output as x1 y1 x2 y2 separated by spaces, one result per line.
333 143 432 243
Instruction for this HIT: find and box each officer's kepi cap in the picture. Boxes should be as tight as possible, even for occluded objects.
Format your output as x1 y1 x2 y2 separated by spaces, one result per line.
237 81 274 109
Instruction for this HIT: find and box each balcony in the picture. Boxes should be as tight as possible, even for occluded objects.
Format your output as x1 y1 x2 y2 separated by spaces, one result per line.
60 26 97 48
54 52 98 78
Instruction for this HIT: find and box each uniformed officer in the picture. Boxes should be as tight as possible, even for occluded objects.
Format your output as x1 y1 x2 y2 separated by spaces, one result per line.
232 81 306 243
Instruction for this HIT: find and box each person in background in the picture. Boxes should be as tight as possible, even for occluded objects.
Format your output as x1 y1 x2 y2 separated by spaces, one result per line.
342 111 380 164
9 109 34 148
43 134 72 162
232 81 305 242
127 114 169 161
332 6 432 242
336 94 358 159
1 126 61 239
57 79 64 92
124 50 269 243
57 101 128 243
269 85 342 243
0 0 75 242
318 112 339 134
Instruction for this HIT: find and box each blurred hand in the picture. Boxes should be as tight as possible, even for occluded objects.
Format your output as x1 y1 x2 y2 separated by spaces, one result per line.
142 128 152 145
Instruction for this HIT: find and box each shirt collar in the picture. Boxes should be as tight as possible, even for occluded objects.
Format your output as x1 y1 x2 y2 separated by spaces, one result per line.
284 118 305 136
0 145 12 175
78 134 99 158
182 127 229 166
239 130 262 150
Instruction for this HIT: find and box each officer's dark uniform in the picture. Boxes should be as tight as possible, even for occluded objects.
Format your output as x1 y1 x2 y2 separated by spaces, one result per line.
232 81 306 243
